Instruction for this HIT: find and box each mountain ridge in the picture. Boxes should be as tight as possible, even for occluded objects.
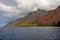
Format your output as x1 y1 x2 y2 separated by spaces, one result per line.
5 9 48 27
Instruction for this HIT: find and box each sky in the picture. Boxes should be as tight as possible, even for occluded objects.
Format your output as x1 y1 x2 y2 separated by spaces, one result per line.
0 0 60 27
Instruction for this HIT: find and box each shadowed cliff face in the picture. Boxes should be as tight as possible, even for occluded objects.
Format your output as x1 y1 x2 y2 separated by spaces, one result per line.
55 21 60 26
36 6 60 26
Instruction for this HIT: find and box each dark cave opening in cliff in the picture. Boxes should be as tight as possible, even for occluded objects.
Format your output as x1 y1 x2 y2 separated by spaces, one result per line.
55 21 60 26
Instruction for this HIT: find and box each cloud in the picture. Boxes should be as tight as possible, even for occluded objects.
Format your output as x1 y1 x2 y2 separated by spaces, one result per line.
15 0 60 11
0 0 17 6
0 3 20 13
0 3 13 12
1 0 60 13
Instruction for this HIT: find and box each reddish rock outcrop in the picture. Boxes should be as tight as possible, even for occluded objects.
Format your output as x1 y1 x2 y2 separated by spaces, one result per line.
36 6 60 26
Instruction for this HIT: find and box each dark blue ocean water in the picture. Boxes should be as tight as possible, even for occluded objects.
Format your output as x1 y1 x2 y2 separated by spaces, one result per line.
0 27 60 40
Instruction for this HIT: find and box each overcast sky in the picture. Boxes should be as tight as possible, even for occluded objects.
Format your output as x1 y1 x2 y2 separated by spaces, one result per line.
0 0 60 27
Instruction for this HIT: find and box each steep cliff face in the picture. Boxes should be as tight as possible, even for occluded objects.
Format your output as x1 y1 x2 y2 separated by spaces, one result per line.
36 6 60 26
5 9 48 27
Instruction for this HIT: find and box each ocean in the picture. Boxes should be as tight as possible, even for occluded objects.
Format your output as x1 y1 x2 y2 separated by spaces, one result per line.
0 27 60 40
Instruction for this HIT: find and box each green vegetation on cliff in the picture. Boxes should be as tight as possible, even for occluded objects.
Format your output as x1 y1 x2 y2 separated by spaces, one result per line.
15 20 43 27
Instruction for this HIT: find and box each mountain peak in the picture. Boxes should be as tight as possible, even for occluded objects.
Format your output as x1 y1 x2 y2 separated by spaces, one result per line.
57 5 60 9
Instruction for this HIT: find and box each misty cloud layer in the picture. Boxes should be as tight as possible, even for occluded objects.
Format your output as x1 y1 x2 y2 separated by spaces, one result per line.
0 0 60 27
